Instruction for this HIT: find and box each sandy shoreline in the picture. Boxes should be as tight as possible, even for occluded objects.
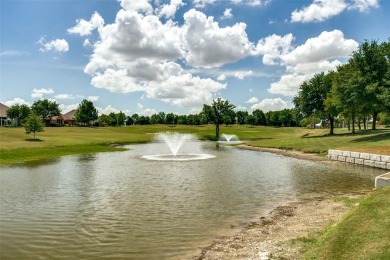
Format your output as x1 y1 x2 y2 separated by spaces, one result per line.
192 145 360 260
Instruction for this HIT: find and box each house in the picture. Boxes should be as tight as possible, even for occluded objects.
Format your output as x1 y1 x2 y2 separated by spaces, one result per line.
50 109 76 126
0 103 12 126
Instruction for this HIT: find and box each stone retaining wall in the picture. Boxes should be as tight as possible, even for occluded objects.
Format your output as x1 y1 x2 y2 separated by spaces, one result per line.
328 150 390 170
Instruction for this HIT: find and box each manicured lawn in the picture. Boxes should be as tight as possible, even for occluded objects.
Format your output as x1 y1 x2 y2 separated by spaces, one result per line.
0 125 389 164
302 187 390 260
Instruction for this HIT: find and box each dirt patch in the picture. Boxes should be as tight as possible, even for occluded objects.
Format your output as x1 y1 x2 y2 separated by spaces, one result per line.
195 197 356 260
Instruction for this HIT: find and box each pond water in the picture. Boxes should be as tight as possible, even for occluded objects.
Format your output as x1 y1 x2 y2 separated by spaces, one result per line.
0 143 385 259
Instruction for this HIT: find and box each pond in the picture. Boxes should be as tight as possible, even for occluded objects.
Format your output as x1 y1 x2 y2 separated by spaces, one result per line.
0 142 385 259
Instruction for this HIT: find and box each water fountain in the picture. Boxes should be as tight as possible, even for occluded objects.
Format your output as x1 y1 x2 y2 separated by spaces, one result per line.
141 132 215 161
217 134 245 145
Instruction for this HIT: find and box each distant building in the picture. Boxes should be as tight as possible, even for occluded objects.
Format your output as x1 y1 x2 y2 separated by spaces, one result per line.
50 109 77 126
0 103 12 126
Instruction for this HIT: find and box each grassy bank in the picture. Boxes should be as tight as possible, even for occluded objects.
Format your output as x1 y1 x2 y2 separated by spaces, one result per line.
301 187 390 260
1 125 389 164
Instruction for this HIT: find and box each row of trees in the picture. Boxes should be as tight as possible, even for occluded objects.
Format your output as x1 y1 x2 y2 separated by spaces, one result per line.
293 39 390 135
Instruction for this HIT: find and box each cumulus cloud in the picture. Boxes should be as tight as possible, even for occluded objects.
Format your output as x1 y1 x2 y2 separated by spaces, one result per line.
4 98 30 107
255 33 294 65
245 97 259 103
291 0 378 23
137 103 157 116
217 74 226 81
87 96 99 102
54 94 76 99
234 70 253 79
119 0 153 14
193 0 216 8
222 8 233 19
31 88 54 99
59 103 79 113
250 98 288 112
38 38 69 53
67 12 104 36
183 9 254 68
157 0 184 19
264 30 358 96
96 104 130 115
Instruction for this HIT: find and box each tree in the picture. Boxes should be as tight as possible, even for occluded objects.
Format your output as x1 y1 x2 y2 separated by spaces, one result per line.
293 72 339 134
252 109 266 125
6 104 30 126
165 113 177 125
202 98 235 139
74 99 98 126
31 99 60 126
350 39 389 130
245 114 256 127
236 110 248 125
116 111 126 126
24 112 45 140
98 114 113 126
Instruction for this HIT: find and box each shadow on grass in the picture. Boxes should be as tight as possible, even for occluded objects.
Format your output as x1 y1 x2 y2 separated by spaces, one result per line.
302 129 390 138
351 132 390 143
25 138 43 142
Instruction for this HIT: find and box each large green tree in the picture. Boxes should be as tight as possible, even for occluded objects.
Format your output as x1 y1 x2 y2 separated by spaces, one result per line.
74 99 98 126
350 39 390 129
293 72 339 134
6 104 31 126
202 98 235 139
24 112 45 140
31 99 60 126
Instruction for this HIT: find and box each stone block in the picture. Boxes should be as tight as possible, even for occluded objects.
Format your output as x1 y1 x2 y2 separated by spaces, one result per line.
364 160 375 167
328 150 336 156
360 153 370 160
381 155 390 163
342 151 351 157
387 163 390 170
370 154 381 161
338 156 346 162
346 157 355 163
375 161 387 169
355 158 364 165
375 173 390 189
351 152 360 158
330 155 338 160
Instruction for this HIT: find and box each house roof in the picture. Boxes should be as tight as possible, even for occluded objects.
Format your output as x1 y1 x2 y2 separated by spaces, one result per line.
63 109 76 120
0 103 10 118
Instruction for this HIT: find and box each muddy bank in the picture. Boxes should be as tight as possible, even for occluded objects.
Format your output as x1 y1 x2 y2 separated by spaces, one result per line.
195 196 357 260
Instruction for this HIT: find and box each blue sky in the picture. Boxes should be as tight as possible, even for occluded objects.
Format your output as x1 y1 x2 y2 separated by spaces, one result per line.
1 0 389 116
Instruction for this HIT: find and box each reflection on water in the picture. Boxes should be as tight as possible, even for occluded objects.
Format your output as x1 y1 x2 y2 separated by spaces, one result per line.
0 143 386 259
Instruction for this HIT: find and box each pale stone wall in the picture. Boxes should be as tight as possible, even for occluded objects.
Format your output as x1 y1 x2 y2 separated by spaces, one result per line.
328 150 390 170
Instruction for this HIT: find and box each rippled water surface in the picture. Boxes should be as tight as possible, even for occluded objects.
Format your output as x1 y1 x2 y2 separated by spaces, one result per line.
0 143 385 259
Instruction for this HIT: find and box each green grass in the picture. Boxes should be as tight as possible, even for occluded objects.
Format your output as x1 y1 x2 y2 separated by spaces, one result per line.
302 188 390 260
0 125 389 164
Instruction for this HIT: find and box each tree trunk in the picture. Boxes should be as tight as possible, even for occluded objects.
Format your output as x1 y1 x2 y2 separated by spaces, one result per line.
358 117 361 130
215 123 220 139
372 112 379 130
351 112 356 134
329 116 334 135
364 116 367 129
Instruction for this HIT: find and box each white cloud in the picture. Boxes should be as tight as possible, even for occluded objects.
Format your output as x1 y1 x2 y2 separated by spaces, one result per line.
231 0 268 6
119 0 153 14
222 8 233 19
87 96 99 102
67 12 104 36
83 39 92 47
0 50 28 57
245 97 258 103
183 9 254 68
291 0 378 23
235 105 248 111
54 94 76 99
217 74 226 81
250 98 288 112
31 88 54 99
59 103 79 113
349 0 378 12
234 70 253 79
255 33 294 65
157 0 184 19
38 38 69 53
268 74 309 96
265 30 358 96
137 103 157 116
4 98 30 107
193 0 216 8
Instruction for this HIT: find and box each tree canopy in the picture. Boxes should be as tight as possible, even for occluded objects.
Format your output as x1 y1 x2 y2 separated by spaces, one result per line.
202 98 235 139
74 99 98 126
24 112 45 140
31 99 60 126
